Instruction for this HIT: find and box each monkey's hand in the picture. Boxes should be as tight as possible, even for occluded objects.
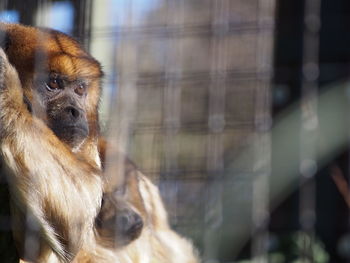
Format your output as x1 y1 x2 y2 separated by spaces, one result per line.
0 48 102 262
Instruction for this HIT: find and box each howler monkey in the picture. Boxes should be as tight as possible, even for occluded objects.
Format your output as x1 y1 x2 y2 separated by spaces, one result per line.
0 23 138 263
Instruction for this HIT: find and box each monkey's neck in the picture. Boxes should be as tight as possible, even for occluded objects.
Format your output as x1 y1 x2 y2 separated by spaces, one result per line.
73 138 101 169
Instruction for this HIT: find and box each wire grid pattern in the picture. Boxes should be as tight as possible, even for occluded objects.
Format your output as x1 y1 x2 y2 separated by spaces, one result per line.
93 0 276 261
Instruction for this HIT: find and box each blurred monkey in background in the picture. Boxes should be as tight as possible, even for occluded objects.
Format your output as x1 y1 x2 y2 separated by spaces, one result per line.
84 141 200 263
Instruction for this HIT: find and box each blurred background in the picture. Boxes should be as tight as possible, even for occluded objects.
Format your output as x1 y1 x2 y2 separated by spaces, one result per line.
3 0 350 262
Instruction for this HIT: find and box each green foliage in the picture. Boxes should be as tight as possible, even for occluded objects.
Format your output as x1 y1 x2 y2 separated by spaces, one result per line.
237 231 329 263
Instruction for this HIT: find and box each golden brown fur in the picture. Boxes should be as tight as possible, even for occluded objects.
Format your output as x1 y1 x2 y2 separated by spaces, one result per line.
0 23 103 262
0 48 102 262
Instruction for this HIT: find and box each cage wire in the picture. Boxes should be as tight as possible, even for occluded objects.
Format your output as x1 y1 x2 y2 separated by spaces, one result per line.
299 0 321 260
3 0 350 262
103 0 271 260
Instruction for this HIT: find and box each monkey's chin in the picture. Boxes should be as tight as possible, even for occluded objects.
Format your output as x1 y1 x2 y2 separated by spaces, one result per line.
97 228 143 248
53 126 89 149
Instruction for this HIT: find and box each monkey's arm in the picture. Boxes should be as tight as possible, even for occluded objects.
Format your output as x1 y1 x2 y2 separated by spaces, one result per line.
0 50 102 262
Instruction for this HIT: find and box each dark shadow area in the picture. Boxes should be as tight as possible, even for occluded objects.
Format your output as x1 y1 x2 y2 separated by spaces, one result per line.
268 0 350 262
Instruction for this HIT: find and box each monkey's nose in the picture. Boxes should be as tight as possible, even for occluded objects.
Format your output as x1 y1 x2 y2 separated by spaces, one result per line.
118 212 143 238
65 106 81 119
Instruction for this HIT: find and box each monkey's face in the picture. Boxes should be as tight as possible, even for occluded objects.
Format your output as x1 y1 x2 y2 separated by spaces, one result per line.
0 25 103 149
96 193 144 247
32 71 90 148
96 170 145 248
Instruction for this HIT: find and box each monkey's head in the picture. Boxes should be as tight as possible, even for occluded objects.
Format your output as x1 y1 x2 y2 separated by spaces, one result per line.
0 23 103 149
96 159 145 247
96 193 144 248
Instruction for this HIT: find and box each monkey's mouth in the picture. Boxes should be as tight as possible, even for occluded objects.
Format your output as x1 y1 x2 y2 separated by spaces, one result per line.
51 124 89 146
96 217 143 247
64 125 89 138
123 218 143 242
65 125 89 134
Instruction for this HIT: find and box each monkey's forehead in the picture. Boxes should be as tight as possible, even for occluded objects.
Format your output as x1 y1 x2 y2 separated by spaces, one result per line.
1 23 103 78
48 53 102 80
45 33 103 78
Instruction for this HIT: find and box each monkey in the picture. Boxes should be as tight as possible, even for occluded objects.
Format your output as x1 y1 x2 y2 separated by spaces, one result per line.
73 141 200 263
73 137 197 263
0 23 105 263
95 156 144 249
111 167 200 263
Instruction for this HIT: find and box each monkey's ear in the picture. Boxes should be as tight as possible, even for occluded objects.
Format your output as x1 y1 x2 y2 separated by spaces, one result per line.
0 29 11 51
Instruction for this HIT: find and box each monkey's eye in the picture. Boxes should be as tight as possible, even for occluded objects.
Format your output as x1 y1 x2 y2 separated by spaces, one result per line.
46 77 61 91
75 83 86 96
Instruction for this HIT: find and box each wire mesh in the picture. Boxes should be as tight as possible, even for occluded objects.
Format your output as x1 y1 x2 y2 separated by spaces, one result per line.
3 0 350 262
